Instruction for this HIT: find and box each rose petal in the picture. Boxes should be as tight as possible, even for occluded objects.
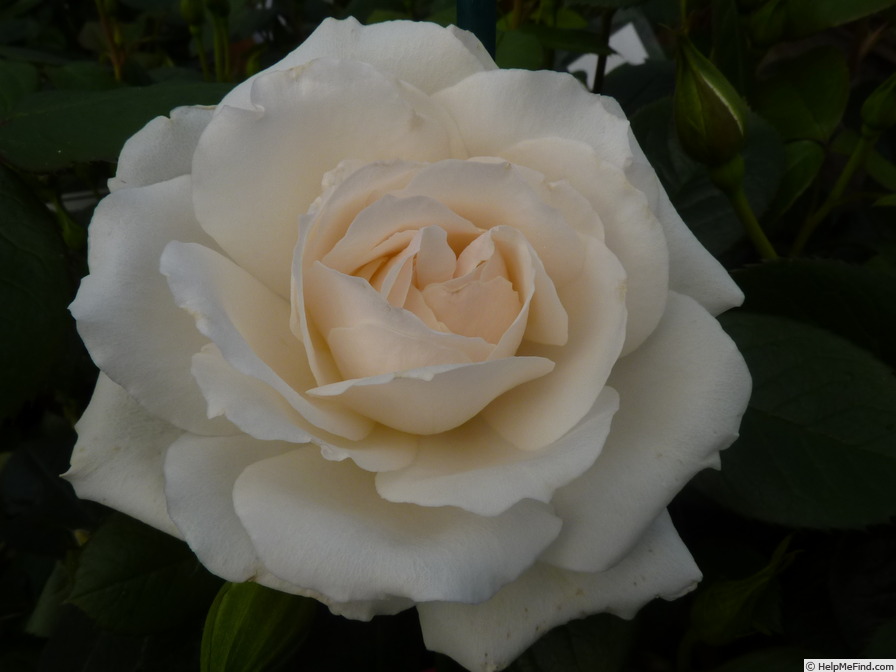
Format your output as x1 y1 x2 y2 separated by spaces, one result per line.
63 374 182 537
540 292 751 572
69 176 232 435
304 262 494 379
160 241 374 440
482 236 627 450
417 510 700 672
307 356 555 435
598 96 744 314
375 387 618 515
192 59 461 297
433 69 634 175
500 137 669 355
109 106 214 192
232 450 562 603
164 434 293 582
191 345 417 472
218 17 496 112
397 160 585 289
320 195 478 279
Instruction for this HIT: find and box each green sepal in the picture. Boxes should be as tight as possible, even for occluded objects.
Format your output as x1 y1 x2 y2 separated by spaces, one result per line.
201 582 317 672
674 37 747 167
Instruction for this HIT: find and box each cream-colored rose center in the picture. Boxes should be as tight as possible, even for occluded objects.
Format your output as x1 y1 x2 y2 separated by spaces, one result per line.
357 226 522 345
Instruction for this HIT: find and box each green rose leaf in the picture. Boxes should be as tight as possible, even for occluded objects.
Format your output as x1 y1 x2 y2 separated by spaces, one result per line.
68 513 222 633
0 59 38 113
0 82 233 171
689 538 795 646
753 46 849 143
734 260 896 369
201 582 316 672
695 312 896 529
0 164 70 419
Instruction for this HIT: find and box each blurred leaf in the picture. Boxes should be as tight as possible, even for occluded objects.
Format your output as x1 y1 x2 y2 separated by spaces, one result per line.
763 140 824 221
712 0 749 94
831 128 896 192
40 605 203 672
602 60 675 116
734 259 896 369
864 619 896 657
201 582 316 672
46 62 119 91
695 312 896 529
707 647 809 672
0 59 38 113
876 194 896 206
0 165 70 418
496 29 544 70
690 538 795 646
0 82 232 171
504 614 636 672
26 558 73 637
517 25 613 54
753 46 848 142
68 513 221 633
565 0 647 7
783 0 896 39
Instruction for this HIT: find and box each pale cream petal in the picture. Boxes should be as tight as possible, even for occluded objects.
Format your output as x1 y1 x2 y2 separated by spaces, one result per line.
307 357 555 435
160 241 373 440
540 292 751 572
232 451 561 603
164 434 294 582
69 176 232 435
482 237 627 450
192 346 417 472
500 137 669 354
304 262 493 379
417 511 700 672
109 106 214 191
63 374 182 537
375 387 618 515
192 59 460 297
598 96 743 314
434 69 634 174
217 17 496 111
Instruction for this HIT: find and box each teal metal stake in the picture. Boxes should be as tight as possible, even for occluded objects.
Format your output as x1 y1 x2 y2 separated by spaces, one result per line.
457 0 496 58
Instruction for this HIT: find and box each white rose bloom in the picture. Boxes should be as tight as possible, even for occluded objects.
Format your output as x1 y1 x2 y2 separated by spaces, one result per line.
66 17 751 672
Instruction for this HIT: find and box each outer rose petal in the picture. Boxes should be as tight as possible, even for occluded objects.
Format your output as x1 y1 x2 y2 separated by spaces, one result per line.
63 374 182 537
109 106 214 192
218 17 496 111
163 434 413 620
232 450 562 604
417 510 700 672
191 346 417 472
374 387 618 516
598 96 744 314
433 69 635 175
541 292 751 572
69 176 232 436
499 137 669 355
164 434 293 582
192 58 462 297
160 241 374 440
